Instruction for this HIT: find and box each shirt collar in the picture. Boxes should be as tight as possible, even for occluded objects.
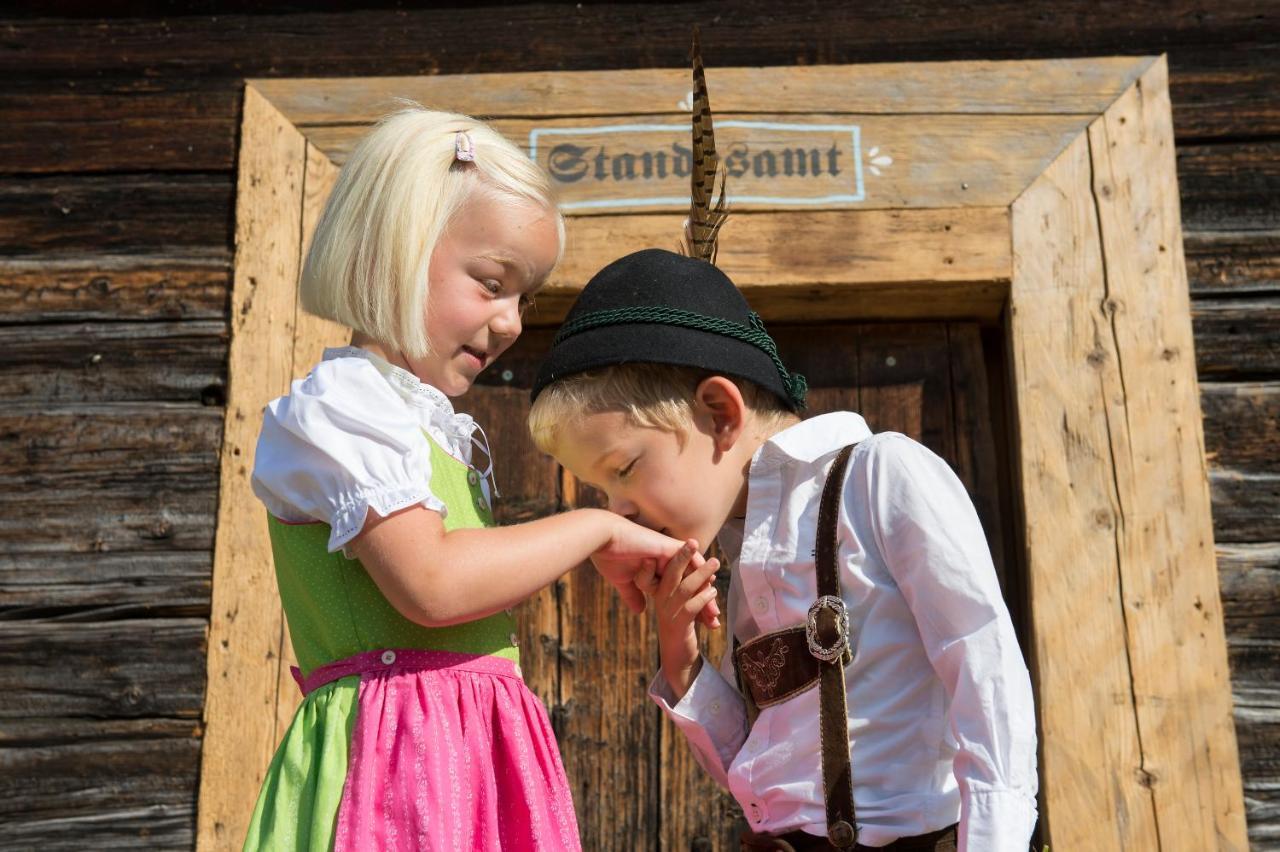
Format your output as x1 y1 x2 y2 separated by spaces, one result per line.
323 346 456 416
751 411 874 474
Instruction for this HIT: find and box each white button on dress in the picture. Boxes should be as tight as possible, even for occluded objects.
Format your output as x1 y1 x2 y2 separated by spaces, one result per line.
380 650 397 665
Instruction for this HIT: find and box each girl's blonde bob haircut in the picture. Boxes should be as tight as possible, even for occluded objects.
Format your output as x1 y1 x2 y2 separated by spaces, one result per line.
301 106 563 357
528 363 795 455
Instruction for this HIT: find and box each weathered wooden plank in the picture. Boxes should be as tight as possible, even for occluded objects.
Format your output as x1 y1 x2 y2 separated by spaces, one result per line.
309 113 1090 216
0 174 233 256
1202 382 1280 474
0 728 199 851
1192 298 1280 379
1218 544 1278 849
6 7 1271 80
0 253 230 323
197 83 307 852
0 87 237 174
1009 132 1161 849
1229 620 1280 847
1178 141 1280 232
0 618 206 719
0 716 201 745
1185 230 1280 296
468 329 565 732
1085 58 1246 847
5 805 194 852
532 208 1012 325
0 551 211 616
266 58 1147 127
1211 470 1280 544
1218 543 1280 641
0 478 216 555
944 324 1009 592
558 468 660 851
1236 718 1280 846
266 141 348 747
0 402 221 479
0 320 227 404
1167 44 1280 140
288 142 348 376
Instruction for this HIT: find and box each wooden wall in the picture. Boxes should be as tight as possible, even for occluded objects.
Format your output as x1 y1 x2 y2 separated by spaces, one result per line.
0 3 1275 849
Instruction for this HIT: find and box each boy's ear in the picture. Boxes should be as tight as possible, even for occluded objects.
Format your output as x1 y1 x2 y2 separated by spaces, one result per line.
694 376 746 452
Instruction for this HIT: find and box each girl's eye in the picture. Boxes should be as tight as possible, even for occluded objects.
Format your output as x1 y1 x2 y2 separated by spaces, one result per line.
479 278 501 294
617 458 638 480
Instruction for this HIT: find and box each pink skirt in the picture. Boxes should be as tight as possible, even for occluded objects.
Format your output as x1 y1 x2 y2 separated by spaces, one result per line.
295 649 581 851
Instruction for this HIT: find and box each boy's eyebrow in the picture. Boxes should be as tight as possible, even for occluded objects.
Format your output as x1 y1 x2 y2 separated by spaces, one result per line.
591 446 623 470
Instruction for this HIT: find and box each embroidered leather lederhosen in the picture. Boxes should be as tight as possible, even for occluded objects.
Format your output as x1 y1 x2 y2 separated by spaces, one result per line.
734 443 860 849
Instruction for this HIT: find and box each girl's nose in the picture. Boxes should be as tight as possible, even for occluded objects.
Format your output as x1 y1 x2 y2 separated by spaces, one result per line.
491 299 523 338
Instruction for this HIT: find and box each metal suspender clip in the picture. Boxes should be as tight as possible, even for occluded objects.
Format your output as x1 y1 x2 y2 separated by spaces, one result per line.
806 595 850 663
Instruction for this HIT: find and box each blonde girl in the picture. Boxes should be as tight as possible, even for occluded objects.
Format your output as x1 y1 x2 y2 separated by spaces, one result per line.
243 108 701 851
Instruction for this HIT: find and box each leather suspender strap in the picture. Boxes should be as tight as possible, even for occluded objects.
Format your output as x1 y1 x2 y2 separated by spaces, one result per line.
815 443 857 848
730 443 860 848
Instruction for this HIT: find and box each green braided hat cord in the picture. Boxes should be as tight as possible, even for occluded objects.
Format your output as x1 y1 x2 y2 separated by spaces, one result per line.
553 306 808 409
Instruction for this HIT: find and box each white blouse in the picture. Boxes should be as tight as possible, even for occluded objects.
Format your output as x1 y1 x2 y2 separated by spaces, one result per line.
650 412 1038 851
251 347 491 554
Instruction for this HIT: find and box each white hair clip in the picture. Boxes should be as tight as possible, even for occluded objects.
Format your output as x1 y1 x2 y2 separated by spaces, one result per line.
454 131 476 163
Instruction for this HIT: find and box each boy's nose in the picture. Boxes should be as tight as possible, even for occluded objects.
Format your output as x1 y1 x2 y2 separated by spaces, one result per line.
607 495 638 520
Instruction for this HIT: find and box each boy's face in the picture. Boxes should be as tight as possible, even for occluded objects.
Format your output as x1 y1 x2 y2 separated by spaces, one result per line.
552 410 747 554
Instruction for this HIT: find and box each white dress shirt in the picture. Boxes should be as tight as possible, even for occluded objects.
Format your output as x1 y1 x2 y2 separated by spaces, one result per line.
650 412 1037 851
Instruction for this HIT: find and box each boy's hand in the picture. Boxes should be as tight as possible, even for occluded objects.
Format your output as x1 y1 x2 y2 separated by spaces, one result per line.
651 540 721 700
590 514 690 615
635 549 721 628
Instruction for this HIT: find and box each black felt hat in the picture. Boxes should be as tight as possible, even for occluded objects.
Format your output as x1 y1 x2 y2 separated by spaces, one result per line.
531 248 806 411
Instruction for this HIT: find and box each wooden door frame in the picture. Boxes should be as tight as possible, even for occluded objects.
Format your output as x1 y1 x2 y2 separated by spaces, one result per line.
199 57 1247 850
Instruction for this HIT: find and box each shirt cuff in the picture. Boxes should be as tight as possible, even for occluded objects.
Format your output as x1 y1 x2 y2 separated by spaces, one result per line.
959 787 1038 852
648 657 748 784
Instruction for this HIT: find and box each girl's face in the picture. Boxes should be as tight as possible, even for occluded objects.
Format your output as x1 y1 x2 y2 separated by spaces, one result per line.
407 191 560 396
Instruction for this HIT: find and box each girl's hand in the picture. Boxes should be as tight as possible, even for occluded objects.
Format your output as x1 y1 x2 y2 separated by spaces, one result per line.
590 515 691 615
651 541 721 700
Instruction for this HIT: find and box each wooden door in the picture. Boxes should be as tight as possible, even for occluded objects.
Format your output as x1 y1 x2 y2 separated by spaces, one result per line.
468 319 1009 850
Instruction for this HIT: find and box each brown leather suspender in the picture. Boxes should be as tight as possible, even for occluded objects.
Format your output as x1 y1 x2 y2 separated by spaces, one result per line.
734 443 859 848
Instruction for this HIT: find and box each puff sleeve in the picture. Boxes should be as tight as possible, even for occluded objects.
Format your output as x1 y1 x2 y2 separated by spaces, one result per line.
251 356 446 554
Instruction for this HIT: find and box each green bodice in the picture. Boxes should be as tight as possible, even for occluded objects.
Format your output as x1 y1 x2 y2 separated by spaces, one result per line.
267 435 518 675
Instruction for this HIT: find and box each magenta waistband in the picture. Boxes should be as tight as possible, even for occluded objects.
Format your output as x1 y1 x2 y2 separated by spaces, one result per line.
291 648 520 697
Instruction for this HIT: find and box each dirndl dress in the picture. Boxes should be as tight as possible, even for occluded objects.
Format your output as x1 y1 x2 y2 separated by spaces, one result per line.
243 407 580 851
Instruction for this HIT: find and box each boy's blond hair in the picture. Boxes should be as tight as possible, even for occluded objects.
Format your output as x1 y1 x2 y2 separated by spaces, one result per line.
301 106 563 358
528 362 795 455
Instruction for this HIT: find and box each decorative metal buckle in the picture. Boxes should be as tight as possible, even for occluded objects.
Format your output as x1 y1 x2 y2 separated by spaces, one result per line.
806 595 850 662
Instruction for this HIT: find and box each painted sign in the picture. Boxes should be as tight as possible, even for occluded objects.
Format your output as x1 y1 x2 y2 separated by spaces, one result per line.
530 121 866 210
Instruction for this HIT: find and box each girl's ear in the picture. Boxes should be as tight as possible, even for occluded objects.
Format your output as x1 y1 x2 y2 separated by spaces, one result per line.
694 376 747 452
